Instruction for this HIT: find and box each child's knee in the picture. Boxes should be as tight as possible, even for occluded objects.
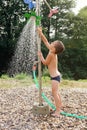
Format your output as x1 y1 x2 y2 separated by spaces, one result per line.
52 85 58 91
52 87 57 95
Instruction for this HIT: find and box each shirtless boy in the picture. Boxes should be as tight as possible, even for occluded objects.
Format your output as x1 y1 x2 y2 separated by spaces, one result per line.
37 27 65 117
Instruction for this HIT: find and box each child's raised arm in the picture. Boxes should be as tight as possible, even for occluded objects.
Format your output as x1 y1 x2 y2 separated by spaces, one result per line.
37 27 51 50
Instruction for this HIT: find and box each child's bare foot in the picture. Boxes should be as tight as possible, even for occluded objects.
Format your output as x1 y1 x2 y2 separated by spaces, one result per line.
60 104 64 110
50 109 55 114
51 111 60 117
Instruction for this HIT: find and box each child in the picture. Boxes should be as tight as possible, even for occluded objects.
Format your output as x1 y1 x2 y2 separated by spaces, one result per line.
37 27 65 117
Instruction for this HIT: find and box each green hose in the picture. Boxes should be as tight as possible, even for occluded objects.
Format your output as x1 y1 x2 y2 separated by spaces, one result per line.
33 70 87 119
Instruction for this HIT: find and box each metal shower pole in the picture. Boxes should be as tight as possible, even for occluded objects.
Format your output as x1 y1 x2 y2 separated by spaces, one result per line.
36 0 43 106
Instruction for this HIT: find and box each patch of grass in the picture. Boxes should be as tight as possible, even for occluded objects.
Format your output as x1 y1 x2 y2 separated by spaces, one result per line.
42 76 51 87
14 73 33 86
14 73 29 80
1 74 11 79
0 73 34 89
78 79 87 82
0 74 87 89
41 76 87 88
61 79 87 88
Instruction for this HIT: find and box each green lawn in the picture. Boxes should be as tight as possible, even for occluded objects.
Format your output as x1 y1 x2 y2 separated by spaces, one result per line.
0 74 87 88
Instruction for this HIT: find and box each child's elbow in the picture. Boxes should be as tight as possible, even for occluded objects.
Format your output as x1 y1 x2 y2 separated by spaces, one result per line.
42 61 47 66
43 62 47 66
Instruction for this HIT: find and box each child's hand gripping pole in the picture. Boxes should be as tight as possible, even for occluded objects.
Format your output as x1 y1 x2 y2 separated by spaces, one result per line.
43 0 58 17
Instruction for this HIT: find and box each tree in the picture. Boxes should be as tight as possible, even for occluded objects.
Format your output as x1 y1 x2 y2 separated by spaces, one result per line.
78 6 87 19
41 0 87 79
0 0 28 43
0 0 27 74
41 0 76 78
41 0 75 40
61 13 87 79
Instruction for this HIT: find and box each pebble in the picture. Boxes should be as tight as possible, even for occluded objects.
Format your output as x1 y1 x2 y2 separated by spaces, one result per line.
0 86 87 130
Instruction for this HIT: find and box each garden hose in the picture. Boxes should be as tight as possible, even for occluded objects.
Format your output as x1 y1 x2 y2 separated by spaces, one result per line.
33 70 87 119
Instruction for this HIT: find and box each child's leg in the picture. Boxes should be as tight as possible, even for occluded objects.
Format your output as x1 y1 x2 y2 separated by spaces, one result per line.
51 80 62 115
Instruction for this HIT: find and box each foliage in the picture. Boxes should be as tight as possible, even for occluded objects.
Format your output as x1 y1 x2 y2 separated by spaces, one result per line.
0 0 87 80
41 0 75 40
1 74 10 79
41 1 87 80
0 0 26 42
0 0 28 74
78 6 87 18
0 73 33 88
0 74 87 88
14 73 30 80
42 67 50 77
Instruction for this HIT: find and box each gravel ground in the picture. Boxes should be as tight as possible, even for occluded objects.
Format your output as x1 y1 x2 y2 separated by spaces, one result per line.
0 85 87 130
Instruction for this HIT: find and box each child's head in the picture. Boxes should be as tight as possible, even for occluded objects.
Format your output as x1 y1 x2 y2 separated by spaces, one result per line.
53 40 65 54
